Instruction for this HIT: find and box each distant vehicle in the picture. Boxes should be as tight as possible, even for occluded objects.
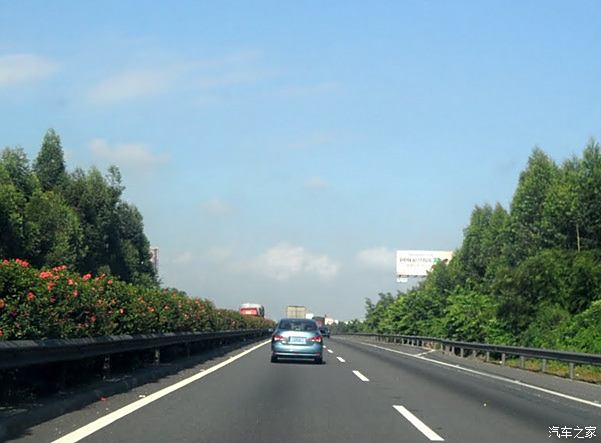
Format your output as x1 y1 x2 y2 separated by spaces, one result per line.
312 316 325 328
271 318 323 364
239 303 265 317
320 327 330 338
286 305 307 319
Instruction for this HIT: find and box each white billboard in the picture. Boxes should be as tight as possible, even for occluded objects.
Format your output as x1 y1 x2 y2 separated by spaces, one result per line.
396 250 454 278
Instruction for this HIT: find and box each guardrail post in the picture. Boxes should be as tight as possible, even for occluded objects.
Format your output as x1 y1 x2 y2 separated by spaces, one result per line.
541 359 547 373
486 351 490 362
153 349 161 366
102 356 111 379
501 353 506 365
519 356 525 369
460 348 464 358
569 363 575 380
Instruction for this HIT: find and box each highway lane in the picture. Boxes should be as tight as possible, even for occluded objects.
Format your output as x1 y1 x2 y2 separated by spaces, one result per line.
9 337 601 443
48 341 421 443
330 337 600 442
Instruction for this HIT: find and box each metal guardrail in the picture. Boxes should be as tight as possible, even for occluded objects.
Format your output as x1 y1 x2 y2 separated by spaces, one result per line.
341 333 601 380
0 329 270 370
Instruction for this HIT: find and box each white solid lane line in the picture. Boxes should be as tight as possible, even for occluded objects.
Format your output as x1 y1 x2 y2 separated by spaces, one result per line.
361 342 601 410
337 356 346 363
415 349 436 357
393 405 444 441
327 349 333 354
51 339 272 443
352 370 370 382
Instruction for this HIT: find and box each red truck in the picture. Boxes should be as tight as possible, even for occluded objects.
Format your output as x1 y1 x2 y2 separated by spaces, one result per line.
239 303 265 317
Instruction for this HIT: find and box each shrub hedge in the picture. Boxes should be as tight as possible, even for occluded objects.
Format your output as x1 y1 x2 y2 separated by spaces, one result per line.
0 259 273 340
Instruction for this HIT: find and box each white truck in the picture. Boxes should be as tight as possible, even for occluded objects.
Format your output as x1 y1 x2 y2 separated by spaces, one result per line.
286 305 307 319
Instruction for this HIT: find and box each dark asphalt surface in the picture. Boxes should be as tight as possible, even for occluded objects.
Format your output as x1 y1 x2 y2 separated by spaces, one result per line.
8 337 601 443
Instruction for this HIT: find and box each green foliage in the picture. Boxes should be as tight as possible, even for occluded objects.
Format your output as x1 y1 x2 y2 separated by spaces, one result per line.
33 129 66 192
0 130 157 285
563 300 601 354
0 259 273 340
24 190 84 268
506 148 559 263
441 290 502 343
360 143 601 354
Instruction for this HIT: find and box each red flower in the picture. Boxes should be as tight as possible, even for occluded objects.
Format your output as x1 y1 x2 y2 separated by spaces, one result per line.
27 292 35 301
90 315 97 323
68 279 75 286
73 290 79 298
1 259 9 265
148 307 155 313
107 280 113 285
15 259 29 267
82 273 92 281
39 271 53 279
119 308 125 315
0 329 3 337
0 299 4 309
47 281 55 291
53 265 67 272
49 297 56 304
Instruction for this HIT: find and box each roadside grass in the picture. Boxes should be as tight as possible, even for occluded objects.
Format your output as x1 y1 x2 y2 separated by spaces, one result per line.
485 356 601 383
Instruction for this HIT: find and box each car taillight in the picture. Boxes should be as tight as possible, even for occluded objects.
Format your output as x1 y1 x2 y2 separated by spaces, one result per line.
273 335 286 342
308 335 322 343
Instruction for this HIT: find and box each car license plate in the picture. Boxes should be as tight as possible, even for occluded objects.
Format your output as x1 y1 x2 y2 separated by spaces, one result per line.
289 337 306 344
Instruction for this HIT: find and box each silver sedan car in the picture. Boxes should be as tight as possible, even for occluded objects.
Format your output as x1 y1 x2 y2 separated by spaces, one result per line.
270 318 323 364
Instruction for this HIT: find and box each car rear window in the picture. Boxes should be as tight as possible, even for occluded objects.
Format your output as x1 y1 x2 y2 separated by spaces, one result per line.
278 320 317 331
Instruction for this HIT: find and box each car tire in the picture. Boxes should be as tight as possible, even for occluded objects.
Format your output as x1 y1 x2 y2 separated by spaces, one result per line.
314 356 323 365
271 355 278 363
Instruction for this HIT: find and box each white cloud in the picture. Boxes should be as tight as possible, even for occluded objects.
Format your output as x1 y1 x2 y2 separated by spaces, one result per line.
305 177 328 190
90 138 169 170
88 69 171 104
203 198 232 216
0 54 58 87
356 247 395 271
173 251 194 265
249 242 340 281
87 51 265 105
203 247 233 263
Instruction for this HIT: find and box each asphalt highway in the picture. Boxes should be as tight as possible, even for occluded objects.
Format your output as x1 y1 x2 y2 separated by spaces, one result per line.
9 336 601 443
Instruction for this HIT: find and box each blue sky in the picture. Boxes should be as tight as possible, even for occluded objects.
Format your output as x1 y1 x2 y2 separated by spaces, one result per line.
1 1 600 320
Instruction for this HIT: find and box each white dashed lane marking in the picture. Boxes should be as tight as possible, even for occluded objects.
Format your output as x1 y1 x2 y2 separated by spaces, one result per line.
352 370 370 382
393 405 444 441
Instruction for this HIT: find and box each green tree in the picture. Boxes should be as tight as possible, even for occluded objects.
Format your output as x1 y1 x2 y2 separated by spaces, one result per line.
0 182 27 259
441 290 504 343
506 148 559 263
33 129 66 192
541 157 582 251
24 190 84 267
1 147 38 197
575 140 601 250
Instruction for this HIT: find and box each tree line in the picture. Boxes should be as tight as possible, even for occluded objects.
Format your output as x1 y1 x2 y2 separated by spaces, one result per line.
336 141 601 354
0 129 157 286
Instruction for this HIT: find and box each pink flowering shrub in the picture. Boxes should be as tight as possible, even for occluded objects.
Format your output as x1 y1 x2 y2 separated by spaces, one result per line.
0 259 274 340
